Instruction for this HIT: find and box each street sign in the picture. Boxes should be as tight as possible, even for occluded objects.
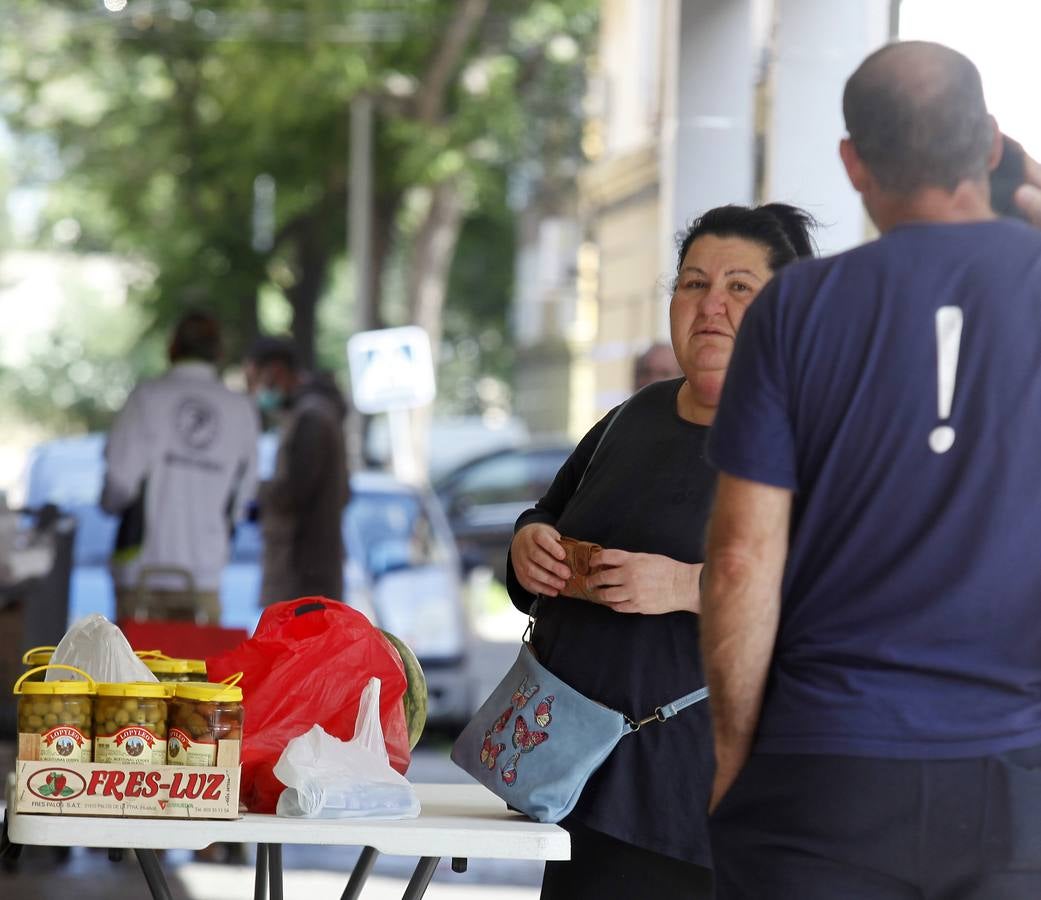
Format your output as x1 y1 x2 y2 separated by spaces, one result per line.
346 325 436 414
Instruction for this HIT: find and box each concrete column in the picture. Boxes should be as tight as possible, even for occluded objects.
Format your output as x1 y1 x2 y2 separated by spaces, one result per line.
658 0 760 336
767 0 892 254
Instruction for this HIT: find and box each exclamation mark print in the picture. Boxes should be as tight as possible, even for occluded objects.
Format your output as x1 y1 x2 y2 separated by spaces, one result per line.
928 306 963 455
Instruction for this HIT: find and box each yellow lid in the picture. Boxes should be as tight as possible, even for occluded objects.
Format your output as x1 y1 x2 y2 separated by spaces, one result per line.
14 665 96 695
185 659 207 674
96 681 170 699
22 646 56 666
143 657 190 675
173 681 243 702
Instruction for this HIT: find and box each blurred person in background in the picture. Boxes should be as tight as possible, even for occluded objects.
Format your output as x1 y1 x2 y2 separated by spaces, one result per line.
242 334 287 429
101 311 258 623
632 340 683 392
507 203 817 900
252 338 350 605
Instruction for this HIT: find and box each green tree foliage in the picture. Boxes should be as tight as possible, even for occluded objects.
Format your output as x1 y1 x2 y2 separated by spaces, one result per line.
0 0 596 430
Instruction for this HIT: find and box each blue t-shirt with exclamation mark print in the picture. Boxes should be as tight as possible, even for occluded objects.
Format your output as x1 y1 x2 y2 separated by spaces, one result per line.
708 218 1041 759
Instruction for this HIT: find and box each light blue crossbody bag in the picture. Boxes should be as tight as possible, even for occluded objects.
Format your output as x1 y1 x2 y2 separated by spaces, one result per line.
450 394 710 824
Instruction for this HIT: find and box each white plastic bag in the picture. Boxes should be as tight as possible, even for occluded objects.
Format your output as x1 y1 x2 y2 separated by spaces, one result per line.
274 677 420 820
47 614 156 683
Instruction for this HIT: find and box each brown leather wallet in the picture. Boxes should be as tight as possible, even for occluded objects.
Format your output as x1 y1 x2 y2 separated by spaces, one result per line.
558 536 605 601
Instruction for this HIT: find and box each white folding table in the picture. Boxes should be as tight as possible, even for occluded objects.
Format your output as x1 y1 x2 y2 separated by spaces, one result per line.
2 781 569 900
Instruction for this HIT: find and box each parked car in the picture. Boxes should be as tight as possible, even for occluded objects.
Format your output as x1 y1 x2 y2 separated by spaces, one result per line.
434 442 573 583
23 434 474 726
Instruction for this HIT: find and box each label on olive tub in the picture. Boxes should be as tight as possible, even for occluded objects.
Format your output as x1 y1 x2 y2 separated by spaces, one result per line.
166 728 217 766
40 726 92 763
95 727 167 765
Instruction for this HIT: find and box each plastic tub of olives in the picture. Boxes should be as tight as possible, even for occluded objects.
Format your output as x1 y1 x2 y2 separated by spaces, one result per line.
13 663 96 763
20 646 56 681
167 673 244 767
93 681 171 765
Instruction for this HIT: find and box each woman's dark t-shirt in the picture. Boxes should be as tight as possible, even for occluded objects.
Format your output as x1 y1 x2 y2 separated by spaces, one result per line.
505 378 716 867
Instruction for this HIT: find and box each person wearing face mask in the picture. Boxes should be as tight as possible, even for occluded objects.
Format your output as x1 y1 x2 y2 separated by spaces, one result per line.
101 311 259 624
252 338 350 606
506 203 816 900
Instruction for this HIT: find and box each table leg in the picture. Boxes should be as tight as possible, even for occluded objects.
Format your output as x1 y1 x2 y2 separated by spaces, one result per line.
254 843 269 900
401 857 440 900
269 843 284 900
340 846 380 900
0 811 22 871
135 849 174 900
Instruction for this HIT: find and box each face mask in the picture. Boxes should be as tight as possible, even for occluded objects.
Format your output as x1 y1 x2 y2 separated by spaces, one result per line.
256 387 284 413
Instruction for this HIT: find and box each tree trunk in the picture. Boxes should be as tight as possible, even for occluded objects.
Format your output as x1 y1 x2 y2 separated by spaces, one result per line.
404 179 466 479
287 232 331 371
239 285 259 347
407 180 465 363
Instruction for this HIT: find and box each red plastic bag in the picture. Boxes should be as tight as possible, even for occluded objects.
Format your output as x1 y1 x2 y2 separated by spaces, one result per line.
206 597 410 813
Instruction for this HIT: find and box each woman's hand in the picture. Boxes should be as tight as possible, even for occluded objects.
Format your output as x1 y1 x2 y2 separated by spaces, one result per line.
511 523 571 597
585 549 702 614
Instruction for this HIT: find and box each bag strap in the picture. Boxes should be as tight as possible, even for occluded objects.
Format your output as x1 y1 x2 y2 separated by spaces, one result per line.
625 686 710 733
572 391 635 497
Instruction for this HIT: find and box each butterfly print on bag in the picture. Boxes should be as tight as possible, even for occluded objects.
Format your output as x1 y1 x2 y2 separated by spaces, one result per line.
480 731 506 769
534 695 554 728
513 715 549 753
501 752 520 786
491 706 513 733
512 676 538 709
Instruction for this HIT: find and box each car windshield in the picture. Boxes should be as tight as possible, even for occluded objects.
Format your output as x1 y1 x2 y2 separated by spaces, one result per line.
442 446 571 507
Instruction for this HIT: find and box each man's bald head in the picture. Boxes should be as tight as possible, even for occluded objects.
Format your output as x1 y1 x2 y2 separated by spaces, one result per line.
843 41 993 194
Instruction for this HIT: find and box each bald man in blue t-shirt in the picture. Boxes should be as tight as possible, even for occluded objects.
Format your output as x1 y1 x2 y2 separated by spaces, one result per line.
702 41 1041 898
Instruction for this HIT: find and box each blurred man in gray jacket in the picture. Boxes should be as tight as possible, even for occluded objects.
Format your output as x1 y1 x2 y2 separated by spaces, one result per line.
253 339 349 605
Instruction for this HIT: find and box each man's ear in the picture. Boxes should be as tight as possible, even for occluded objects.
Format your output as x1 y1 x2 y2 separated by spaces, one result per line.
986 116 1003 172
839 138 870 193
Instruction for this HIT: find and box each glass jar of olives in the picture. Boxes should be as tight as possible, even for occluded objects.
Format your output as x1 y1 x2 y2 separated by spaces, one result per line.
13 664 95 763
93 682 170 765
21 646 56 681
142 656 191 683
167 676 244 766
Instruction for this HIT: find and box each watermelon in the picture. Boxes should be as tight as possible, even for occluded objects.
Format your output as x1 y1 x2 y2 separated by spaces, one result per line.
381 631 428 749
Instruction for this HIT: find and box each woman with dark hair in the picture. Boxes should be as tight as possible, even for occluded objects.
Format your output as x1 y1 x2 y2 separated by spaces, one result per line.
506 203 817 899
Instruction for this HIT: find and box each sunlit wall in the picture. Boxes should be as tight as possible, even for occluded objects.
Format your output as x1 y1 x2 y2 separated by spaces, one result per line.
900 0 1041 157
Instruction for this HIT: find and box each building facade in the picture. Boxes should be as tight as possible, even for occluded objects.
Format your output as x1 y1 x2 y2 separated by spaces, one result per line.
514 0 893 439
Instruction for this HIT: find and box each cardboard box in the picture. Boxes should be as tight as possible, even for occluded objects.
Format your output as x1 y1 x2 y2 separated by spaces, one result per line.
14 733 241 819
